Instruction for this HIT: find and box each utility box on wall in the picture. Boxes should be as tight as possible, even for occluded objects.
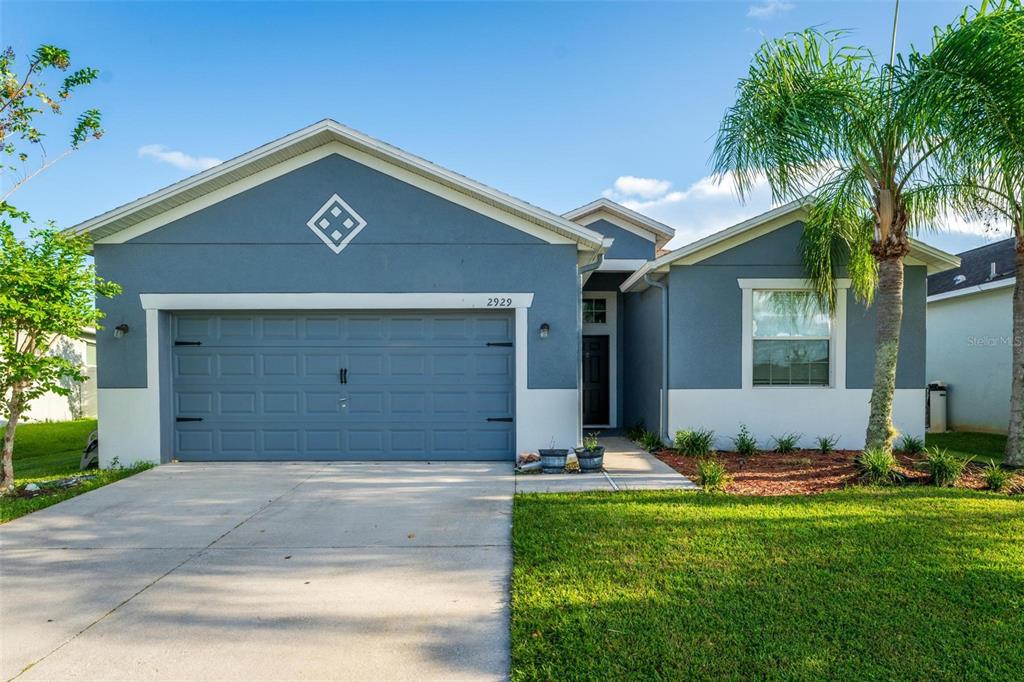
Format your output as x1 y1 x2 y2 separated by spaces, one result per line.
928 382 948 433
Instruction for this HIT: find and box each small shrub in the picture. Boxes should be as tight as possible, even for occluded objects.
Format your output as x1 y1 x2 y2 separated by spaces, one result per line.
732 424 758 456
982 463 1016 493
855 448 900 485
897 434 925 455
923 447 971 487
697 458 731 493
771 432 801 454
625 422 645 442
639 430 664 452
674 427 714 456
816 435 838 453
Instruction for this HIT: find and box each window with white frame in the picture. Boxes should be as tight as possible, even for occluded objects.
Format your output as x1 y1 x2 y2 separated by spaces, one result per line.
751 290 831 386
583 298 607 324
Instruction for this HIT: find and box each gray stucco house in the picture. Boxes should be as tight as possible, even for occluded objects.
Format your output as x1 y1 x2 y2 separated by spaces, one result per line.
70 120 959 465
927 238 1016 433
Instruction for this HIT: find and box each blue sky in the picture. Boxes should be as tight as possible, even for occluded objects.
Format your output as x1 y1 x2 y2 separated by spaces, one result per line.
2 0 1010 254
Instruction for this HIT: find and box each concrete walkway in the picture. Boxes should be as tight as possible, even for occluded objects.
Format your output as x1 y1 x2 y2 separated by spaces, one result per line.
0 462 513 682
515 437 698 493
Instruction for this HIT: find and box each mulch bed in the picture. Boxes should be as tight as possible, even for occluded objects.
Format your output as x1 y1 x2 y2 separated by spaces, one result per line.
656 449 993 496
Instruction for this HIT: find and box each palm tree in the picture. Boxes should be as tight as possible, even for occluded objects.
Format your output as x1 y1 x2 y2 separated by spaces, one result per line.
712 17 1010 452
912 1 1024 465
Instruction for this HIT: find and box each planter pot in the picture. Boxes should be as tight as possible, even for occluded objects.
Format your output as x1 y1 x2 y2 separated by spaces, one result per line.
574 446 605 472
538 449 568 474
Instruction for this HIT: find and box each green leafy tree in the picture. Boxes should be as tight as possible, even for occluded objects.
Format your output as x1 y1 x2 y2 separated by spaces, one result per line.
2 44 102 204
912 1 1024 465
1 44 108 490
711 10 1010 452
1 225 121 489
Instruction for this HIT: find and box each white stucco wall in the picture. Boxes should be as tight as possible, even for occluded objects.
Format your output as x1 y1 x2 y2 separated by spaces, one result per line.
927 286 1012 433
13 336 96 424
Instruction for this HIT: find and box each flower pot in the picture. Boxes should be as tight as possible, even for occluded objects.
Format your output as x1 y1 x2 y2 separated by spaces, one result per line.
574 446 605 472
538 449 568 474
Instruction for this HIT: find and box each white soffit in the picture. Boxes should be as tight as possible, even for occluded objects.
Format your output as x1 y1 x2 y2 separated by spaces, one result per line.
563 198 675 247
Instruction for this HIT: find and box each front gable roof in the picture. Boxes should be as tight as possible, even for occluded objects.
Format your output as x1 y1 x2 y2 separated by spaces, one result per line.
563 198 675 249
621 201 961 292
68 119 606 251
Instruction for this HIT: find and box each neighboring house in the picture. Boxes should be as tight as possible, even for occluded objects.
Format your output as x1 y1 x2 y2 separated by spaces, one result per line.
67 120 958 466
10 330 97 424
927 238 1016 433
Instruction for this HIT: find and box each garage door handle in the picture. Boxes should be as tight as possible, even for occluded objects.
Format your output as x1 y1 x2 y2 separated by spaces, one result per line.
486 342 513 347
174 341 202 346
487 417 513 422
176 417 203 422
339 368 348 384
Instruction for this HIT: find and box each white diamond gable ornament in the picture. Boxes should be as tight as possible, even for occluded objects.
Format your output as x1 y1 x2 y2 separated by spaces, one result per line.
306 194 368 254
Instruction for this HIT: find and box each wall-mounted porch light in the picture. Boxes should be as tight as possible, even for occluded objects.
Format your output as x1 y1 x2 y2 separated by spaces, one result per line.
113 324 130 338
539 323 550 339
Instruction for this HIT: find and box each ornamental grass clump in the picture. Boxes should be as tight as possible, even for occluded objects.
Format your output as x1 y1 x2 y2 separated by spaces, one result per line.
897 434 925 455
982 463 1016 493
855 448 900 485
771 433 801 454
923 447 972 487
816 435 839 453
674 428 715 456
697 458 731 493
639 430 664 452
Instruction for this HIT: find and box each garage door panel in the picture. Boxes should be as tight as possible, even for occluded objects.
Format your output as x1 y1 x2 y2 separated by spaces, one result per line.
172 311 514 461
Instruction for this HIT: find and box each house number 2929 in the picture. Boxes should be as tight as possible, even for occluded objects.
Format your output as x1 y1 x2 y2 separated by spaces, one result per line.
487 297 513 307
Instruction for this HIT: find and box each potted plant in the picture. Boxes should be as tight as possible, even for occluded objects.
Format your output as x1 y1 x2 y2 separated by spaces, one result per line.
538 437 568 474
574 432 605 472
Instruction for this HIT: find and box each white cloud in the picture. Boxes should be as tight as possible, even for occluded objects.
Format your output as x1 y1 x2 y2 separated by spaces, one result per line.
601 172 776 248
600 170 1011 254
747 0 795 19
138 144 222 172
604 175 673 200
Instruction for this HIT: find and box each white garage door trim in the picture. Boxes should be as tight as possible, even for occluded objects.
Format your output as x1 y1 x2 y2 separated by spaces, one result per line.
98 292 580 466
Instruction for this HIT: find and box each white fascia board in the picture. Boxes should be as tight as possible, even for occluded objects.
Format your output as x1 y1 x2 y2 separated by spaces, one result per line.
139 292 537 311
69 119 605 251
619 196 961 291
563 198 676 243
927 277 1015 303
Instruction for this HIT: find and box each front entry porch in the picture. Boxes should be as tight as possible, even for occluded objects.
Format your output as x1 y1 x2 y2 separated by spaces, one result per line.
514 436 698 493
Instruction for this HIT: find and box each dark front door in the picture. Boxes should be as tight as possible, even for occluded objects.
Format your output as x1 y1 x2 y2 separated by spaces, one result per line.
582 335 610 425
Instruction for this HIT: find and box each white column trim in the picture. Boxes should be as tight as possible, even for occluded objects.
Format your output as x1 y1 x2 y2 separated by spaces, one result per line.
738 278 850 390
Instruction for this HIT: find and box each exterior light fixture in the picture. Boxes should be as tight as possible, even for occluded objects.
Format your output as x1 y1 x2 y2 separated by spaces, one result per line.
539 323 550 339
113 324 130 338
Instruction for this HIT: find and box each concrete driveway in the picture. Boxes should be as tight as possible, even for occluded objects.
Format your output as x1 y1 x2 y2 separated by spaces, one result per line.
0 462 513 681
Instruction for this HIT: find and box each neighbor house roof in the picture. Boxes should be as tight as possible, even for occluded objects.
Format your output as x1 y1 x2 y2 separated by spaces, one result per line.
563 198 675 248
621 201 962 292
927 238 1016 302
66 119 607 251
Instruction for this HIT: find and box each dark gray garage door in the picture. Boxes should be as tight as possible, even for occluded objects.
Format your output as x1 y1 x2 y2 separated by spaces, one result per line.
171 311 515 461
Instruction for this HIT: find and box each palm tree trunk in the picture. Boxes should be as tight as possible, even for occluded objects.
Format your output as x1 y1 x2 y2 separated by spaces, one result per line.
865 255 904 451
1005 240 1024 468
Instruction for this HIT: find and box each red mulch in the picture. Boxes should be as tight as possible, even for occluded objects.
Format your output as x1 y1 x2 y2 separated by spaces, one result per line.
656 449 994 496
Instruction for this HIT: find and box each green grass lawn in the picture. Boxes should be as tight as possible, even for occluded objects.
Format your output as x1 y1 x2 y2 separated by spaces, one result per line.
512 489 1023 681
1 419 152 523
926 431 1008 465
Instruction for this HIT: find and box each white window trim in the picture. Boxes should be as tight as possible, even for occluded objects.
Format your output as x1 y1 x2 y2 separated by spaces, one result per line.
582 291 618 428
738 278 849 390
